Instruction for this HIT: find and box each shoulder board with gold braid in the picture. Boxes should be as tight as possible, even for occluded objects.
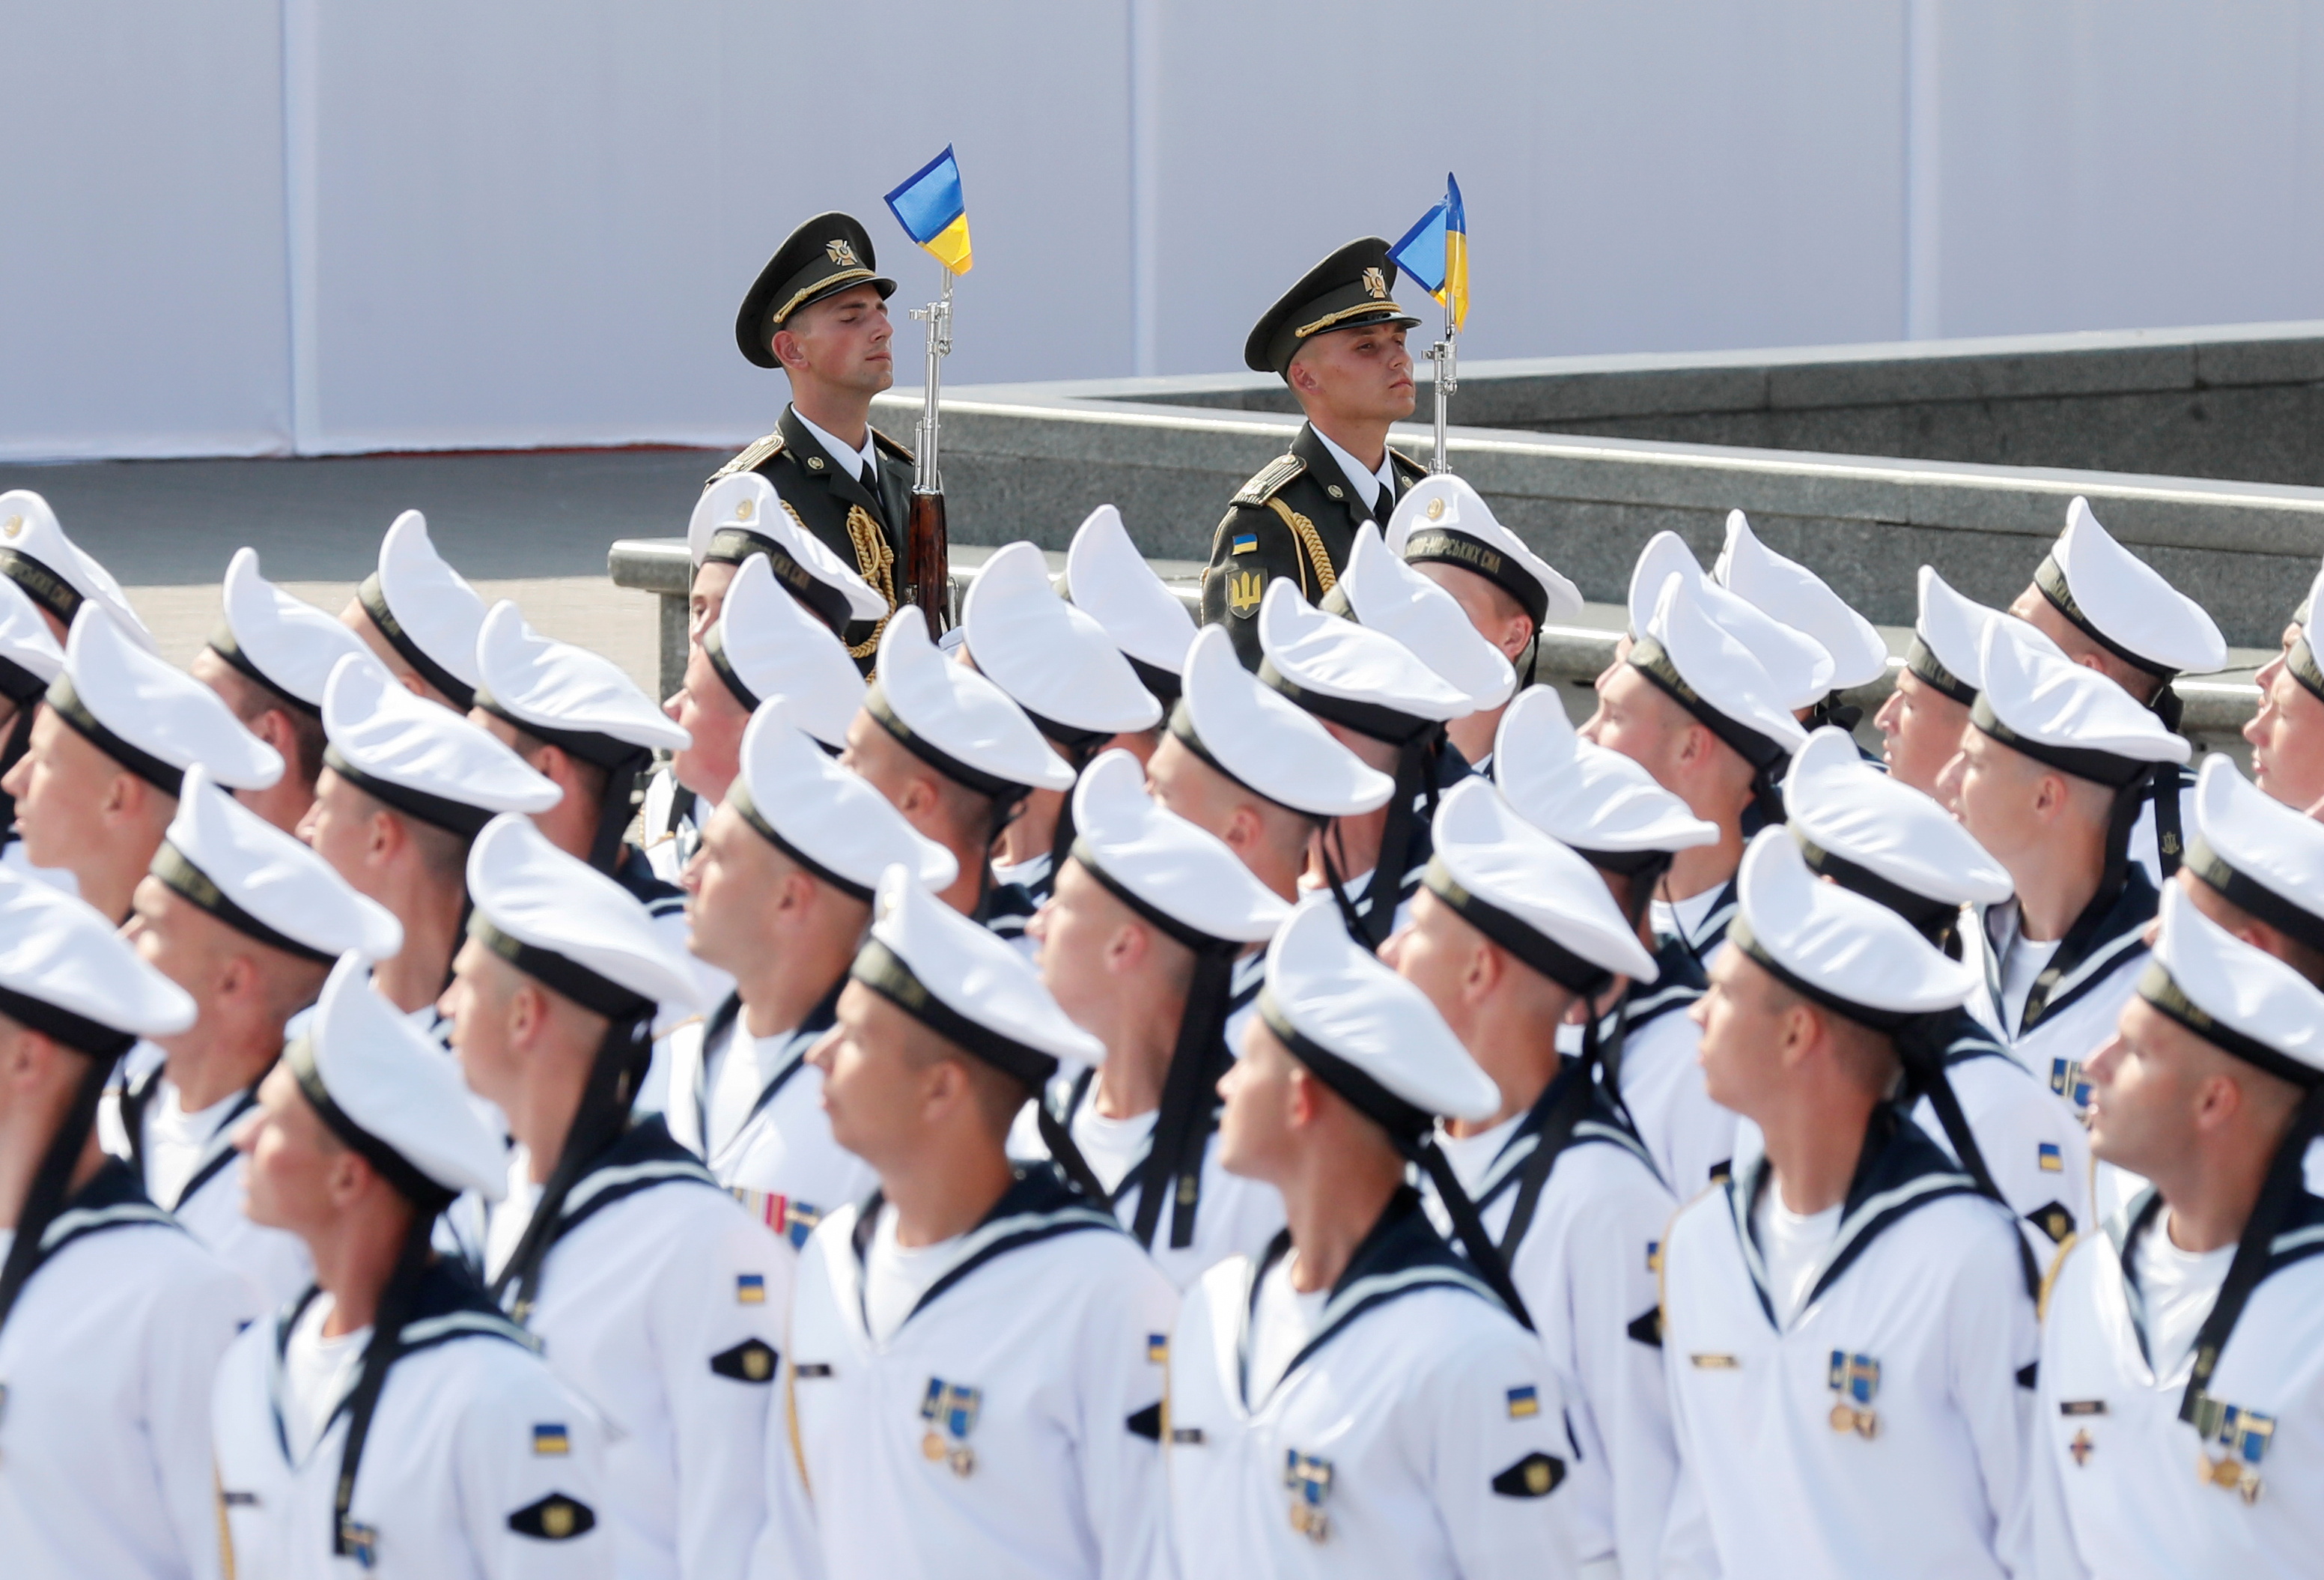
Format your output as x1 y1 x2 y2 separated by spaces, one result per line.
869 428 916 465
708 431 785 485
1232 452 1306 507
1387 446 1429 484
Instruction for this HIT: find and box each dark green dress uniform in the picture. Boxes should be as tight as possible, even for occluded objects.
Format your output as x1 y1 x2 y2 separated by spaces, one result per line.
1198 237 1425 669
717 211 916 669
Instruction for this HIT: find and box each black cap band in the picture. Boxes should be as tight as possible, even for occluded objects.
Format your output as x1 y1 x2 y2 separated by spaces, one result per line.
356 574 475 711
865 678 1032 801
44 672 183 796
849 938 1056 1089
2138 963 2324 1090
705 532 853 636
1729 914 1917 1033
1257 658 1436 747
1422 857 1614 997
286 1036 451 1206
1125 656 1181 709
1400 528 1550 627
1968 693 2154 789
1627 635 1789 774
0 979 139 1062
1256 988 1432 1140
1163 702 1317 825
0 656 48 708
2183 836 2324 956
1792 832 1962 939
322 744 496 838
1903 633 1978 708
2289 633 2324 708
1068 836 1233 953
472 684 642 774
729 777 875 903
703 625 761 715
467 914 654 1023
2034 555 2177 681
0 549 82 625
151 842 336 965
206 625 320 718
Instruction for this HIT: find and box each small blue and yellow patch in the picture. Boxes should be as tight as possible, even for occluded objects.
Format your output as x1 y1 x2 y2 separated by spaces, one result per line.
1506 1385 1539 1420
1232 533 1259 556
737 1273 767 1305
1146 1334 1169 1364
532 1423 570 1456
2038 1143 2063 1173
1646 1240 1662 1274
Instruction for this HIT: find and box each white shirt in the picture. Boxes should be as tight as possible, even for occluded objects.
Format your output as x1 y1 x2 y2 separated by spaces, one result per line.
1072 1103 1158 1197
702 1018 788 1161
2000 928 2064 1037
1654 886 1729 958
1752 1185 1842 1329
1246 1255 1330 1400
282 1295 371 1460
791 404 879 487
1312 427 1397 517
145 1082 240 1208
2130 1217 2233 1382
863 1206 971 1344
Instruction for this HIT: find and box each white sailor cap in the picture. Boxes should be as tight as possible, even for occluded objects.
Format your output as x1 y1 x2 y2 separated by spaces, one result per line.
156 764 404 961
1386 475 1583 627
1324 526 1516 711
1257 896 1499 1126
473 601 690 764
465 813 702 1018
0 489 157 651
853 861 1103 1087
1065 505 1199 704
687 474 884 629
867 606 1074 796
358 510 488 708
1256 579 1470 742
1783 726 2012 920
1715 511 1889 690
1904 565 2062 706
1730 827 1977 1024
321 653 562 836
2185 754 2324 952
2034 497 2227 678
1427 777 1658 988
292 952 507 1200
731 705 956 900
2141 880 2324 1083
0 863 192 1054
1626 531 1834 710
0 576 64 705
1169 626 1393 819
1972 618 2191 785
704 553 865 750
50 606 283 795
963 541 1163 744
1068 748 1289 945
210 547 373 714
1491 687 1718 862
1630 573 1810 771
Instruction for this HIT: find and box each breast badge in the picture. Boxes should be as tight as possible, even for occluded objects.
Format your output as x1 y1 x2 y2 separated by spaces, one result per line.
1827 1351 1881 1438
2195 1400 2274 1503
920 1377 982 1477
1227 568 1266 619
2049 1058 2092 1115
1283 1449 1333 1541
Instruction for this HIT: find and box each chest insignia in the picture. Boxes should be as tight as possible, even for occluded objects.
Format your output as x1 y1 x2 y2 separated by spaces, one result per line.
1505 1384 1540 1419
1689 1352 1739 1370
2195 1400 2274 1503
532 1423 569 1456
921 1378 982 1477
508 1492 597 1541
711 1338 778 1384
1490 1450 1566 1499
1283 1450 1333 1542
736 1272 767 1304
1146 1333 1169 1364
734 1188 822 1250
1232 532 1259 556
1325 484 1345 500
2038 1142 2064 1172
339 1517 380 1566
2049 1058 2092 1115
1227 568 1266 619
1828 1351 1882 1438
2069 1427 2096 1467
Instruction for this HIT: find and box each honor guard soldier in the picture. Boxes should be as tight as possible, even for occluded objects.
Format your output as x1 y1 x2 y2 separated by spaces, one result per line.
839 606 1074 920
1658 830 2038 1580
717 211 913 666
445 814 781 1580
763 866 1177 1580
1584 569 1809 963
1779 727 2090 1254
113 764 402 1308
2178 755 2324 987
1876 568 2055 797
195 546 373 834
0 577 64 877
2033 884 2324 1579
1937 620 2190 1122
0 487 159 646
1382 778 1676 1579
668 703 954 1242
4 604 283 922
2007 496 2224 884
0 865 249 1580
343 509 491 714
1024 749 1291 1286
1714 510 1891 740
1492 687 1733 1194
1199 237 1426 666
215 952 611 1579
1167 898 1584 1579
1385 475 1584 771
1255 579 1473 947
305 653 559 1036
958 541 1162 938
1065 502 1200 755
2244 557 2324 809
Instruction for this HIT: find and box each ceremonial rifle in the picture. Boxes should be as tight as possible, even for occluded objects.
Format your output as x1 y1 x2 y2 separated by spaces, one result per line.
905 270 955 631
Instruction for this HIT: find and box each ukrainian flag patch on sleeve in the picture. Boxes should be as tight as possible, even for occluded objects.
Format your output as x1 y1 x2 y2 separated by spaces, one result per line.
1232 533 1259 556
1146 1334 1169 1364
1505 1385 1539 1419
737 1273 767 1304
2038 1143 2063 1173
532 1423 570 1456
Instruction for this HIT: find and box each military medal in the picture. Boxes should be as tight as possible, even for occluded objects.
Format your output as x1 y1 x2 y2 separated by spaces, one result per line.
2195 1400 2274 1504
919 1376 982 1478
1282 1450 1333 1542
1827 1351 1881 1438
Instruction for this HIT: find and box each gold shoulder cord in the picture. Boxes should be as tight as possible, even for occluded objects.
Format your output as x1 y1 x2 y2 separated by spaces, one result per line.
709 431 785 484
785 1355 815 1505
2036 1230 2081 1324
214 1467 237 1580
839 504 898 659
1264 497 1336 598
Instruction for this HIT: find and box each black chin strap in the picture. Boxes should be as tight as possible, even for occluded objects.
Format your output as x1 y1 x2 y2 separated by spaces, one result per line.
1894 1015 2039 1298
1131 945 1239 1250
1034 1097 1113 1204
0 1054 111 1337
588 748 654 875
1411 1135 1533 1331
2018 768 2154 1033
1348 727 1443 949
331 1200 448 1561
1495 1014 1607 1260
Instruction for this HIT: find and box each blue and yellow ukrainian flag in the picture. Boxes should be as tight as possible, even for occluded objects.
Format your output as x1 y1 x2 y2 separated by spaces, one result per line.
1390 173 1468 329
884 145 974 274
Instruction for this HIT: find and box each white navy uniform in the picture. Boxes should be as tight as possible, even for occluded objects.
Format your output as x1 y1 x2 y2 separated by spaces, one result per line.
1963 878 2158 1122
1169 1191 1587 1579
768 1170 1179 1579
1563 936 1733 1196
213 1264 612 1579
116 1064 314 1308
0 1160 253 1580
638 765 702 886
1917 1010 2090 1256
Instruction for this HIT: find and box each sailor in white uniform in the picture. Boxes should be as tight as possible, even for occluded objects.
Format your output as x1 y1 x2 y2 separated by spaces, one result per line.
113 762 402 1309
1023 748 1289 1287
1493 684 1736 1194
443 813 780 1580
194 544 373 835
1658 830 2037 1580
1253 574 1478 949
0 863 249 1580
1941 619 2190 1125
2243 556 2324 809
1382 777 1673 1579
305 651 559 1042
0 485 158 647
0 576 66 881
1582 557 1809 964
839 604 1075 926
215 951 611 1579
1168 897 1586 1579
2176 753 2324 989
1385 473 1584 773
667 702 954 1249
2003 496 2224 888
341 508 490 714
763 865 1177 1580
955 540 1161 938
1713 508 1892 741
2033 883 2324 1579
1874 565 2059 798
3 601 282 923
1063 502 1199 762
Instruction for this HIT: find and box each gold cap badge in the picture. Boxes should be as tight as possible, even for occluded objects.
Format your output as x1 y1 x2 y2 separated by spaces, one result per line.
1 515 20 539
734 497 754 522
827 238 860 267
1362 267 1387 300
1426 496 1447 521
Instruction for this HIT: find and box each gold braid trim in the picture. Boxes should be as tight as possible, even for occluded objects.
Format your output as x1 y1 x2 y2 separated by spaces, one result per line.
839 504 898 658
215 1467 237 1580
1265 496 1336 598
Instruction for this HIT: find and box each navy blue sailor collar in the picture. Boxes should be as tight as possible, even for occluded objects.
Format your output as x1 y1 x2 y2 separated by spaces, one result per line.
1470 1062 1659 1215
2110 1183 2324 1375
1977 865 2160 1036
847 1164 1122 1337
499 1114 723 1283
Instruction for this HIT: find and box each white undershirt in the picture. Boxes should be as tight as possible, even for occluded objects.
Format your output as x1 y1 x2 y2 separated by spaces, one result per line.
1070 1103 1158 1197
863 1205 972 1345
1247 1254 1331 1398
1753 1185 1842 1327
1311 428 1396 518
705 1021 795 1160
282 1294 371 1460
2000 928 2063 1036
989 852 1051 893
1653 886 1727 953
484 1153 544 1285
142 1081 241 1209
791 406 879 487
2135 1217 2236 1381
1435 1113 1523 1200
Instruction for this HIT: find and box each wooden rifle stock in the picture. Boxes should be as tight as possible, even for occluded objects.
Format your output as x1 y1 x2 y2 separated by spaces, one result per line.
904 488 951 633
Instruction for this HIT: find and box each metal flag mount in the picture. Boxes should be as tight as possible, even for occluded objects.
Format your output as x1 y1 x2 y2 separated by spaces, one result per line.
1390 174 1468 475
883 146 975 632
